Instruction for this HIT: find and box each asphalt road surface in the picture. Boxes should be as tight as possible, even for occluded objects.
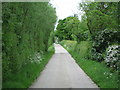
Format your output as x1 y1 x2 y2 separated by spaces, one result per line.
30 44 99 88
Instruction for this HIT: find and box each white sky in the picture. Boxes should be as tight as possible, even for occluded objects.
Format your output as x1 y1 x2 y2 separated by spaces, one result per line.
50 0 83 20
49 0 85 30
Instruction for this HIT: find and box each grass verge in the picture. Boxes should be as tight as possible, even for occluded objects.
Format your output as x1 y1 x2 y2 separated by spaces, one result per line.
61 40 119 88
3 46 54 88
69 51 118 88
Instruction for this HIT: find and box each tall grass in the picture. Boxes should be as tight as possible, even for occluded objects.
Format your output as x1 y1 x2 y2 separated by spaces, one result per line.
70 51 118 88
61 40 119 88
3 46 54 88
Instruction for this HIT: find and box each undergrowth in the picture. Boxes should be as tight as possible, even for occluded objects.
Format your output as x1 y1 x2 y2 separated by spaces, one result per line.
70 51 118 88
2 46 54 88
61 40 119 88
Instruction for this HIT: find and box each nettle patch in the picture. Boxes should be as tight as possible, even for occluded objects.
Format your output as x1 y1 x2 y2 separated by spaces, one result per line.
105 45 120 70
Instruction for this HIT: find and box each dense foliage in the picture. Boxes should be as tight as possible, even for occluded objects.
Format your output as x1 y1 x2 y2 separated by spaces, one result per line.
2 2 56 84
55 16 89 42
105 45 119 70
80 2 119 62
58 2 119 88
55 2 119 71
61 40 118 88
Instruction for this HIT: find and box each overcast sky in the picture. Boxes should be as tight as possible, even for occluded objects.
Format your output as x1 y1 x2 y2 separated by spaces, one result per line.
50 0 85 30
50 0 83 20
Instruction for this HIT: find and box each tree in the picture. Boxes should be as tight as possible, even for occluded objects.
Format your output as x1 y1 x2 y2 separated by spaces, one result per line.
2 2 57 82
55 16 89 42
80 2 119 61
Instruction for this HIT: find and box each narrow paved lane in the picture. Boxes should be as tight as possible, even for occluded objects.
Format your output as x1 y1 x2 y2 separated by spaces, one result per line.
30 44 99 88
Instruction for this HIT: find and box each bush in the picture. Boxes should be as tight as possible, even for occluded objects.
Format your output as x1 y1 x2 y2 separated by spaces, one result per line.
61 40 119 88
61 40 92 59
3 50 54 88
105 45 120 70
48 31 55 47
48 45 55 52
74 41 92 59
91 29 119 61
60 40 77 51
2 2 56 86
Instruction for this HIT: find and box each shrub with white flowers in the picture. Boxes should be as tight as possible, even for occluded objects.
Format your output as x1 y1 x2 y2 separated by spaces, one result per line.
105 45 120 70
91 29 119 61
30 52 43 64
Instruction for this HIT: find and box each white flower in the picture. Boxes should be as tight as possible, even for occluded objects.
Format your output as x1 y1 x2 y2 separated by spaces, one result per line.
105 45 119 68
